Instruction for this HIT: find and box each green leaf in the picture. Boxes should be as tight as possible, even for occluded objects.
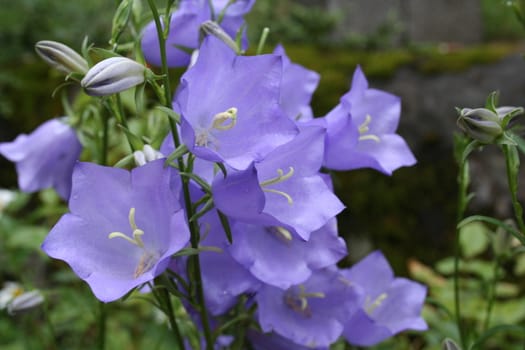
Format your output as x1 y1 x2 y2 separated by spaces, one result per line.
113 153 135 168
88 47 122 61
459 221 490 258
117 123 144 151
514 253 525 275
6 225 48 250
494 282 519 297
110 0 134 45
154 105 180 123
470 324 525 349
458 215 525 246
484 91 499 113
164 144 188 166
506 131 525 155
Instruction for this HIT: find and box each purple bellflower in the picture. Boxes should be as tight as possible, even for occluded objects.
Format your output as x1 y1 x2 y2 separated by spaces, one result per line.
141 0 255 67
42 160 190 302
212 124 344 240
176 36 297 170
322 66 416 175
256 268 359 348
0 118 81 200
228 218 347 289
340 251 428 346
187 209 261 315
248 329 328 350
273 45 320 121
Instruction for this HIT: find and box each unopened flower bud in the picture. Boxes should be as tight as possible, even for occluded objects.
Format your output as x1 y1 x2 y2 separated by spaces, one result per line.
457 105 523 144
35 40 88 74
133 145 164 166
0 282 44 315
200 20 239 53
81 57 146 96
457 107 503 143
7 290 44 315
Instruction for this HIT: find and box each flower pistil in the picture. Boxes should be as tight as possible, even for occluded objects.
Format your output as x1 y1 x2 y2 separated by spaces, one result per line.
108 207 159 278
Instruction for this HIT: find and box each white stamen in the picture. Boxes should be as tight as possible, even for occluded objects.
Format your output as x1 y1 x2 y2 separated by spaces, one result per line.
358 114 381 143
365 293 388 315
260 167 295 205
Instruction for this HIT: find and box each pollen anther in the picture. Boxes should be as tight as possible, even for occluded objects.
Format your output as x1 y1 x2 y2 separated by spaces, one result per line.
212 107 237 131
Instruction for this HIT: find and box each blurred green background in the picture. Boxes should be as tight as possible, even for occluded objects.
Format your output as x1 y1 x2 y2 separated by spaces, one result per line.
1 0 525 349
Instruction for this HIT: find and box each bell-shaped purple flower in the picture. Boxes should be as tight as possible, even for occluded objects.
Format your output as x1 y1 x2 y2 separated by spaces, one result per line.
228 218 347 289
323 66 416 175
176 36 297 170
0 118 81 200
248 329 328 350
212 124 344 240
42 160 190 302
256 268 359 348
141 0 255 67
274 45 320 121
340 251 428 346
190 209 261 315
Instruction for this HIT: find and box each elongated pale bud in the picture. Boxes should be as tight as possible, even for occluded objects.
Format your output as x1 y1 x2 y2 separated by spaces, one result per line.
457 106 524 144
81 57 146 96
200 20 239 53
457 107 503 143
7 290 44 315
35 40 89 74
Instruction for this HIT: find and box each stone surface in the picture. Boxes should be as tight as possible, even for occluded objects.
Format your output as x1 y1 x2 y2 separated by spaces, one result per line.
406 0 483 44
327 0 402 40
376 54 525 215
307 0 483 44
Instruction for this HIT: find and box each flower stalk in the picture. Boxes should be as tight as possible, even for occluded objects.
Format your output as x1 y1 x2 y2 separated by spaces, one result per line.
146 1 214 348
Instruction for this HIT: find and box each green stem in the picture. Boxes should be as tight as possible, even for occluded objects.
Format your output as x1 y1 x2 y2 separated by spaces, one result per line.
157 282 185 350
502 144 525 234
115 94 136 152
101 110 109 166
455 155 470 348
146 1 214 348
43 300 58 350
98 301 106 350
482 258 500 332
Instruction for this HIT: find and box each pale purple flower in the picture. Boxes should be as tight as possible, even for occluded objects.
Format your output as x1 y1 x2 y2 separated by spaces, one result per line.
248 329 328 350
273 45 320 121
341 251 428 346
256 268 359 348
42 160 190 302
0 118 81 200
322 66 416 175
188 209 260 315
141 0 255 67
228 218 347 289
212 124 344 240
176 36 297 170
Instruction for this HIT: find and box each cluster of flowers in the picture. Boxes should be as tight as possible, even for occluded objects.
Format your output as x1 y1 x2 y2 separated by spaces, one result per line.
0 0 427 348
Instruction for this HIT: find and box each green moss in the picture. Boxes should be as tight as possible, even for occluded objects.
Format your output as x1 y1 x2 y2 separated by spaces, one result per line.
280 42 523 115
414 42 520 74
